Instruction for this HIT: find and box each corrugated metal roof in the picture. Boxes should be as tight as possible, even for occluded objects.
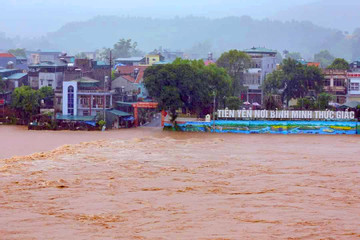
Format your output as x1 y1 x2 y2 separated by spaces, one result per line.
73 77 99 83
107 109 132 117
0 69 18 73
56 114 96 121
243 47 277 54
115 57 144 61
29 61 67 68
7 73 27 80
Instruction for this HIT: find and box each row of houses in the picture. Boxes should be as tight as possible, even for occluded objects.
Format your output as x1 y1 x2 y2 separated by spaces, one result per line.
2 47 360 127
0 50 167 128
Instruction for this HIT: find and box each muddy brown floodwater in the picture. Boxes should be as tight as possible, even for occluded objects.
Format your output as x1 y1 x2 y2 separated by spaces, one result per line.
1 126 360 239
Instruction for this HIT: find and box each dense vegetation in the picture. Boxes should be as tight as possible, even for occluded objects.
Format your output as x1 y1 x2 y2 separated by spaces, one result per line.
144 59 232 121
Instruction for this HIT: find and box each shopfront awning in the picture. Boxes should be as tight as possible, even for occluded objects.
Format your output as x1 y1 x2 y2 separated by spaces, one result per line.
106 109 133 117
56 114 96 121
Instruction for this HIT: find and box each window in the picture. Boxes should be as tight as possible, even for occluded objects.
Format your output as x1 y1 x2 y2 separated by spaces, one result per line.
67 86 74 115
83 110 89 116
48 80 53 87
40 79 44 85
57 97 61 105
325 79 331 86
350 82 360 91
334 79 344 87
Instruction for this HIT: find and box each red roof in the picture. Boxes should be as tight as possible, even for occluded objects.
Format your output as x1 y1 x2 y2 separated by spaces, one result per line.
307 62 320 67
116 66 148 83
0 53 15 58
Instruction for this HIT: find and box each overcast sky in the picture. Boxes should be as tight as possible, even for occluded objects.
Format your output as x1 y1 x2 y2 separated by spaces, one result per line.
0 0 357 37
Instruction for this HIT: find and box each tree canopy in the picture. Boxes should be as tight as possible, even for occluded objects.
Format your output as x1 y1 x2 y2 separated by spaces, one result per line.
0 76 5 94
314 50 335 68
216 50 251 97
327 58 350 70
11 86 40 122
144 59 232 121
98 38 144 63
8 48 26 57
263 58 324 105
285 52 302 60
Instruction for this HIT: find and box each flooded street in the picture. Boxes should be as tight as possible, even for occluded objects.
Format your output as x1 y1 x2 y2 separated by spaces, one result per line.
1 126 360 239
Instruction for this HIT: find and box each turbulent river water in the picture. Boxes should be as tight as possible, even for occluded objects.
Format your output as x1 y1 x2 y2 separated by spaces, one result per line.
1 126 360 239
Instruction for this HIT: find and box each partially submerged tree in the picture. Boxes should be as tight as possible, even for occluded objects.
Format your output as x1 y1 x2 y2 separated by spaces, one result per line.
11 86 40 123
144 59 232 121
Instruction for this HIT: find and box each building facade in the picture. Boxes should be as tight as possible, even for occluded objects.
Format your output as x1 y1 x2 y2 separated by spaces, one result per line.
61 78 113 117
28 62 67 90
243 47 278 104
0 53 18 69
323 69 348 104
347 72 360 102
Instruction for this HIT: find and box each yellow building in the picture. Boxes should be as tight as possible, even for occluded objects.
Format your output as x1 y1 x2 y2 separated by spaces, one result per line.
140 54 164 66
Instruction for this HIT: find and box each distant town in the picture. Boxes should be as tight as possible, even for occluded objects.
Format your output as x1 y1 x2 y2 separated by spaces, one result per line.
0 40 360 131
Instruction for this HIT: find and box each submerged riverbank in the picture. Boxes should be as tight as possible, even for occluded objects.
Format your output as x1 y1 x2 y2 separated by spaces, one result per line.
1 126 360 239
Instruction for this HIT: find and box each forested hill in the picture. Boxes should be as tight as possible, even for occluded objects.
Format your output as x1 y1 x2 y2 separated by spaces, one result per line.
45 16 359 60
3 15 360 60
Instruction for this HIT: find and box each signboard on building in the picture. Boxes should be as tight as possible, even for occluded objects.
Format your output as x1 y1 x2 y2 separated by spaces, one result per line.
0 99 5 105
217 109 355 120
132 102 158 108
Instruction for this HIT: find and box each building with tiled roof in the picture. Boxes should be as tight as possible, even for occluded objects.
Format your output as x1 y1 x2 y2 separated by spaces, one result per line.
111 65 149 103
0 53 16 69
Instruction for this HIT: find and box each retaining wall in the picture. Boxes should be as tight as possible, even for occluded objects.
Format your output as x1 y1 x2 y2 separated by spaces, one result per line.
164 120 359 135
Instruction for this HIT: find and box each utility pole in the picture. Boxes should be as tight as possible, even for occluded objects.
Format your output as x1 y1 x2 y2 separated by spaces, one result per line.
212 91 216 132
102 50 112 130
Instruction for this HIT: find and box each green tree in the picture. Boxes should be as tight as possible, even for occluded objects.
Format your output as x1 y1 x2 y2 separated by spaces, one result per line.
8 48 26 57
144 59 232 121
263 94 282 110
262 70 284 95
216 50 251 97
113 38 143 58
75 52 88 59
314 50 335 68
296 97 315 110
264 58 324 106
11 86 40 122
39 86 54 107
327 58 350 70
173 58 232 111
225 96 242 110
0 76 5 93
285 52 302 60
314 92 335 110
144 64 193 121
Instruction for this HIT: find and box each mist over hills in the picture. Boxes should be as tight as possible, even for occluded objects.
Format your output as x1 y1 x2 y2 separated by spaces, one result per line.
1 15 360 61
44 15 360 60
274 0 360 33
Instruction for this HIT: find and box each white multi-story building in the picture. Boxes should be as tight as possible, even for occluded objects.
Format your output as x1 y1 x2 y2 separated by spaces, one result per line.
62 77 114 117
243 47 278 104
347 72 360 102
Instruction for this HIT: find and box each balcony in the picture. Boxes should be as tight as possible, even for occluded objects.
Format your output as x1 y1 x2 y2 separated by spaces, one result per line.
324 86 347 95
